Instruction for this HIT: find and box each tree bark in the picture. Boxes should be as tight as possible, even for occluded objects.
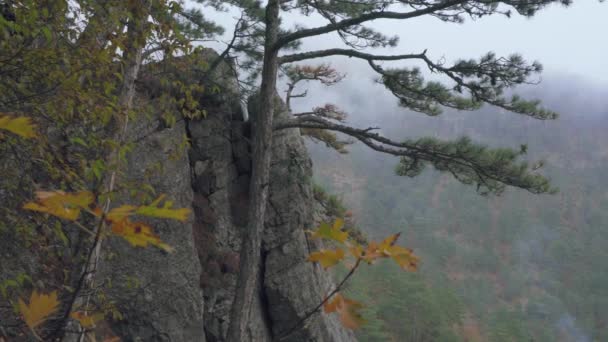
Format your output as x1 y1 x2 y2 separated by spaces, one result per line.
226 1 281 341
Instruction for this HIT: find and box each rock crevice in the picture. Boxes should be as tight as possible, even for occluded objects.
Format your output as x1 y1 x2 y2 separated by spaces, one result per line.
187 78 355 341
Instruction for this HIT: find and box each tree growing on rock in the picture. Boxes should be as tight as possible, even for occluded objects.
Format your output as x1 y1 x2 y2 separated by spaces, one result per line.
190 0 577 340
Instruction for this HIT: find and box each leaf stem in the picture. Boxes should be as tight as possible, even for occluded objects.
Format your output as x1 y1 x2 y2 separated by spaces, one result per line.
275 258 362 340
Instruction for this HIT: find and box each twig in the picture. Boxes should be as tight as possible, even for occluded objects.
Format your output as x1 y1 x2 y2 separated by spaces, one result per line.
275 258 362 340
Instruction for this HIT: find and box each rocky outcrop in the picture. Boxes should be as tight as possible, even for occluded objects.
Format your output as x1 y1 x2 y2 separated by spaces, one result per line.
188 74 355 341
0 50 356 342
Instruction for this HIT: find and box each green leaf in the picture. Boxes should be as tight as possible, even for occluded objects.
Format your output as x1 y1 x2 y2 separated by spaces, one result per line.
53 221 69 246
69 137 88 147
42 27 52 41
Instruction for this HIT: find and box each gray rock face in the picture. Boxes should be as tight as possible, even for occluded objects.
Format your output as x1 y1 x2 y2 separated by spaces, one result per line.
95 115 205 341
189 88 355 342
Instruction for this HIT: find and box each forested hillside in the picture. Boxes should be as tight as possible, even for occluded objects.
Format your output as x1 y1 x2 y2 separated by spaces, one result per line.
309 77 608 341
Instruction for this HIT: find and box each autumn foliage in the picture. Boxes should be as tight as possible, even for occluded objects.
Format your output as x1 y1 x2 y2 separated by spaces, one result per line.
306 218 420 329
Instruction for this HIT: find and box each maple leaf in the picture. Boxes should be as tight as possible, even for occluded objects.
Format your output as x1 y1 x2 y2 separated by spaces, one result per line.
359 233 419 271
308 219 348 243
361 241 382 264
323 293 365 329
388 245 420 272
18 290 60 329
307 248 345 269
107 195 190 222
377 233 400 251
71 311 105 328
0 114 37 138
23 191 95 221
110 219 174 252
361 233 401 263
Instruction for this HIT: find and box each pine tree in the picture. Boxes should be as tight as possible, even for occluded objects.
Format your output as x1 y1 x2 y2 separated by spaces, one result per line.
189 1 576 340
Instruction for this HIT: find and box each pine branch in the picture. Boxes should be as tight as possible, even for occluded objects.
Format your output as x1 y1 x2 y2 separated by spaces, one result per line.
274 115 553 194
276 0 466 48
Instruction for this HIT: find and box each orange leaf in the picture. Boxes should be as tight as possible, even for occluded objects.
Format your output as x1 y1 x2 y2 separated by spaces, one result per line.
110 219 174 252
349 245 363 259
307 248 345 269
18 290 60 329
308 219 348 243
359 233 419 271
361 233 401 263
387 245 420 272
23 191 94 221
361 241 382 264
103 338 121 342
323 294 342 314
92 207 104 217
323 293 365 329
0 114 37 138
71 311 104 328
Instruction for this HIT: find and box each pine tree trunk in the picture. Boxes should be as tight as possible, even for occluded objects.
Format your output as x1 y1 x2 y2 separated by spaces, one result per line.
226 1 281 341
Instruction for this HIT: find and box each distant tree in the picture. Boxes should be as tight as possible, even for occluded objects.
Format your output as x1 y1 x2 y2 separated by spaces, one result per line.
190 1 580 340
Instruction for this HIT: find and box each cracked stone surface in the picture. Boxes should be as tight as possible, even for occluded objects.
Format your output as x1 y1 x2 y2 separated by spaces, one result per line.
189 85 356 341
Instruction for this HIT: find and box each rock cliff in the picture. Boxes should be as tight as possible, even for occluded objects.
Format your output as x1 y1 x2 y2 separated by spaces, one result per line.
0 50 355 341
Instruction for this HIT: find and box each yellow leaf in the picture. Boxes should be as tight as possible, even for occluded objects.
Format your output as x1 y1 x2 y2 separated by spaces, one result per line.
333 218 345 230
107 205 138 221
323 293 365 329
18 290 60 329
23 191 94 221
71 311 104 328
307 248 345 269
107 195 190 222
308 219 348 243
377 233 400 251
0 114 37 138
110 219 174 252
135 195 190 222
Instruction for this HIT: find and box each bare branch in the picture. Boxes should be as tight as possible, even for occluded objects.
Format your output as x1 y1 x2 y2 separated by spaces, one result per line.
279 48 426 64
203 15 245 79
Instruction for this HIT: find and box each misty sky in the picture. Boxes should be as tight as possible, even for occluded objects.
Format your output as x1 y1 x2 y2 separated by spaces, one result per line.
194 1 608 85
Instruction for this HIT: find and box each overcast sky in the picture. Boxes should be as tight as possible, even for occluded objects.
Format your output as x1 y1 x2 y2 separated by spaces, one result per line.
196 1 608 85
